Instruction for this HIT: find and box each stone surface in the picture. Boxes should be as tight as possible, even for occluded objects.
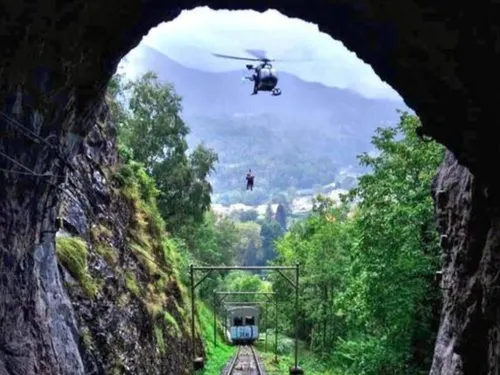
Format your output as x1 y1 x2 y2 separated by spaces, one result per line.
1 1 500 375
430 151 500 375
57 103 198 375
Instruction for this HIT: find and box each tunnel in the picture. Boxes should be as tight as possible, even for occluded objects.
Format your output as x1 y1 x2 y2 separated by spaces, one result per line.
0 1 499 374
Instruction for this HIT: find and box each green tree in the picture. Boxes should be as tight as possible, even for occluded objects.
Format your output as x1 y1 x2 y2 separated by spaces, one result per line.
273 112 444 374
235 221 263 266
118 72 188 170
222 271 269 302
191 211 239 267
265 204 274 221
110 72 218 236
275 203 287 230
107 74 129 131
156 144 218 236
272 202 350 353
335 112 443 375
238 210 258 222
191 211 240 298
260 219 284 263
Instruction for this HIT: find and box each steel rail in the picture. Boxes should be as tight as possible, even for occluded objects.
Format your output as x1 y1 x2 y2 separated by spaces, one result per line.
250 345 264 375
226 345 242 374
227 345 264 375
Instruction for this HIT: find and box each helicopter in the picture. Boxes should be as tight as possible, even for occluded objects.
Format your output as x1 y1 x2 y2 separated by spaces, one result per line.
212 49 289 96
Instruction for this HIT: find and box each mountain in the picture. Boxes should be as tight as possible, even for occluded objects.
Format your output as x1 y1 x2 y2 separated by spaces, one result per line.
124 45 407 205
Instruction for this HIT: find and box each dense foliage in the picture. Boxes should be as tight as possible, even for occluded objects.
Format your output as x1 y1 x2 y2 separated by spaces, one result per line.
270 112 444 374
188 114 364 206
108 70 285 288
111 72 218 238
108 71 444 375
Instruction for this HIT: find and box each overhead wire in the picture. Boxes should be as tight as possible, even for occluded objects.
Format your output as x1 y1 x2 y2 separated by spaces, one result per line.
0 167 47 176
0 97 191 296
58 164 178 277
0 149 67 179
0 149 42 175
0 110 56 148
0 108 69 182
0 99 214 281
0 82 128 179
0 107 80 175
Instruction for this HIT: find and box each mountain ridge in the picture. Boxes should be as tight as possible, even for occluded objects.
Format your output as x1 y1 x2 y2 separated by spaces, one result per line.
125 45 405 120
122 44 408 205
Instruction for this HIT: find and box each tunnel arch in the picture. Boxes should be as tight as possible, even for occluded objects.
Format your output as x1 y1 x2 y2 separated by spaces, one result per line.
0 1 499 375
0 1 494 177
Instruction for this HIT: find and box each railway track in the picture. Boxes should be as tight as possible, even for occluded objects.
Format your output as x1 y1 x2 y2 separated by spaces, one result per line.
223 345 266 375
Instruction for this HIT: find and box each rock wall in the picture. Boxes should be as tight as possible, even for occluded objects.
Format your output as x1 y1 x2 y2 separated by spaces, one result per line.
54 100 200 374
430 151 500 375
1 1 500 375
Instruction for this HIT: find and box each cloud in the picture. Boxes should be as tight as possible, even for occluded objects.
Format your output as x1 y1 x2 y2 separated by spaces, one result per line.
120 7 402 100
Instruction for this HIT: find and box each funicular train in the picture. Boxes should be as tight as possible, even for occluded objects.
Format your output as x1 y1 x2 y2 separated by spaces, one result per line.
226 305 260 345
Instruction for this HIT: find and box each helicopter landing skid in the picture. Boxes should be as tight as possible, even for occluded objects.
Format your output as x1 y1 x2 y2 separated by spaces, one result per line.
271 88 282 96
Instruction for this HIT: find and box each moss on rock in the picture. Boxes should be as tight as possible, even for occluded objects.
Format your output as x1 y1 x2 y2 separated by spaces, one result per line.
56 236 100 298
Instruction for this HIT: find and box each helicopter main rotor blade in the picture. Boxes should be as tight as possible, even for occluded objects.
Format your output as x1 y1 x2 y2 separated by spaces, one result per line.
244 49 313 62
212 53 262 62
213 51 315 63
273 57 314 62
244 49 274 61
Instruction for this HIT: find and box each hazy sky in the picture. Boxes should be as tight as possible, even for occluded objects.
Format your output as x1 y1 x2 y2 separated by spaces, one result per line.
120 7 402 101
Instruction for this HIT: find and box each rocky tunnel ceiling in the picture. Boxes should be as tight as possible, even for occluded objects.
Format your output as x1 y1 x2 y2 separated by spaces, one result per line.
1 2 500 375
1 1 499 182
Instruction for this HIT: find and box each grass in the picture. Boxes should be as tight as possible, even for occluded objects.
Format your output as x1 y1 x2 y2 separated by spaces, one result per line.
55 236 101 298
195 302 236 375
154 323 166 354
192 308 340 375
190 303 335 375
106 158 208 367
164 311 181 337
124 271 140 296
144 283 168 320
96 243 118 264
255 333 345 375
129 242 159 275
81 326 93 349
83 145 342 374
54 145 202 371
116 161 168 278
90 224 113 242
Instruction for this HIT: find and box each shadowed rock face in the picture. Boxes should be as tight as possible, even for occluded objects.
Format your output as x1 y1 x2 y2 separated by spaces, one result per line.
0 1 499 374
56 103 196 375
431 151 500 375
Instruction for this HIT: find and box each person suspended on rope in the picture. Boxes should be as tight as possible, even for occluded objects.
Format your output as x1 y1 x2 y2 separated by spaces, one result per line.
246 169 254 191
246 64 261 95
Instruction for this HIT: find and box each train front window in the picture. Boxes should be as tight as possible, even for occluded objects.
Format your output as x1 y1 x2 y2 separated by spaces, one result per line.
245 316 255 325
234 317 243 326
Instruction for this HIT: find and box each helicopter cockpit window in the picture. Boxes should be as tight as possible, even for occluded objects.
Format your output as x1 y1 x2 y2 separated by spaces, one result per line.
260 67 277 79
260 68 271 78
